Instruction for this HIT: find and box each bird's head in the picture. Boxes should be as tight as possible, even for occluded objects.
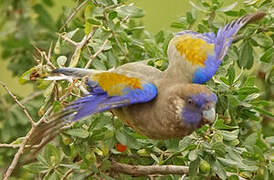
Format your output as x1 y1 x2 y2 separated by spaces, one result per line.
168 84 217 128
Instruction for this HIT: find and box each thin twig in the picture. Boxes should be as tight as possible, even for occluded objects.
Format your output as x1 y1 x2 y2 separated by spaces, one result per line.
61 169 73 180
85 34 112 69
43 47 56 69
69 28 96 67
32 44 55 69
59 0 89 32
0 82 35 125
0 144 20 149
57 33 79 46
10 91 43 111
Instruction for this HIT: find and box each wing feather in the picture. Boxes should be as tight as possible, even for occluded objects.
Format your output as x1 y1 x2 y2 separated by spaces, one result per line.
48 70 157 122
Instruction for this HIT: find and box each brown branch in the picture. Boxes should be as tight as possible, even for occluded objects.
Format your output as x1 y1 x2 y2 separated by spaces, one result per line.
59 0 89 32
3 127 35 180
110 161 247 179
2 107 55 179
0 82 35 125
110 161 189 176
1 83 55 179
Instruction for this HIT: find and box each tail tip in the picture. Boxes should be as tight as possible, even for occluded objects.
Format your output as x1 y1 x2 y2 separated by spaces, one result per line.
249 11 266 21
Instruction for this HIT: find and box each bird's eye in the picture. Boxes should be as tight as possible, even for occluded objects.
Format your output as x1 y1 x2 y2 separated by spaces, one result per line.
187 98 193 104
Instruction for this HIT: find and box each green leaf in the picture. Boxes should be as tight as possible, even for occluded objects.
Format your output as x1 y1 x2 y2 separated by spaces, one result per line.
244 0 258 6
69 48 81 67
85 3 95 20
213 160 227 180
11 137 25 145
155 30 165 43
252 34 273 48
227 95 240 107
217 2 238 12
109 11 118 20
265 136 274 145
143 39 162 57
65 128 89 138
44 144 62 166
171 22 186 29
19 67 36 84
115 130 127 145
111 0 118 5
224 10 239 16
214 119 238 130
253 107 274 118
189 158 200 177
150 153 159 163
189 1 207 12
186 11 195 25
218 157 258 171
87 18 101 25
23 162 48 173
260 47 274 63
66 28 80 39
238 41 254 69
227 65 235 85
92 58 107 70
116 6 145 18
238 86 260 96
54 37 61 54
52 101 62 113
221 129 239 141
48 172 59 180
228 175 239 180
56 56 67 67
189 149 198 161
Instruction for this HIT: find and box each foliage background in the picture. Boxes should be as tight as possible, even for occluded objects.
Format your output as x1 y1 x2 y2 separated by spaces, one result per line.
0 0 273 179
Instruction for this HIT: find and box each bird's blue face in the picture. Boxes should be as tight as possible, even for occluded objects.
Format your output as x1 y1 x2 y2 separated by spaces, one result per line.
181 93 217 125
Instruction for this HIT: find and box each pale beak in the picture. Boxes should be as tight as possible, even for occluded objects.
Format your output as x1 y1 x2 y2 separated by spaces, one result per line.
202 105 216 124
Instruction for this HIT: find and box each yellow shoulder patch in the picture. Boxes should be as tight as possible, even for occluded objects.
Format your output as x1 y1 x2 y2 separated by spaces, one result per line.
91 72 142 95
174 34 214 66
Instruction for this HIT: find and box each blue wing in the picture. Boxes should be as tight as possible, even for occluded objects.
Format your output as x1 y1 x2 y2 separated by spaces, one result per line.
213 12 265 61
62 79 157 121
175 12 265 84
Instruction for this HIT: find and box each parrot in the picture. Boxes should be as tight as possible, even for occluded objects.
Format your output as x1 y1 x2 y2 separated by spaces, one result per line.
28 12 265 146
